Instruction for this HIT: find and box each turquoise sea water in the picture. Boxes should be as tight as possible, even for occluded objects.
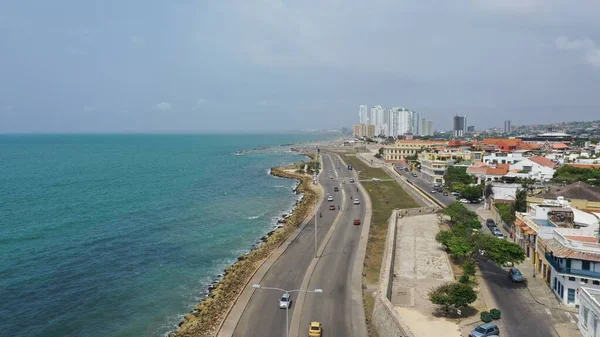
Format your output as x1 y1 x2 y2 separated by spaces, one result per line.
0 134 333 337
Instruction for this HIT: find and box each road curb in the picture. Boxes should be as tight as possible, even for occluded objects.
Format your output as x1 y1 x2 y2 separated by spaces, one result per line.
216 156 325 337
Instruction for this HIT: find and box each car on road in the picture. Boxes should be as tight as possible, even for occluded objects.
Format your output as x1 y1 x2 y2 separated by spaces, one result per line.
372 177 380 182
329 176 333 179
349 178 355 183
279 293 292 309
486 219 496 228
451 191 460 196
411 173 417 177
494 232 505 239
460 198 470 204
491 227 502 236
354 219 361 225
329 205 335 210
469 322 500 337
353 199 360 205
443 191 449 196
509 267 525 282
333 187 339 192
404 167 409 172
309 322 322 337
327 195 334 202
430 189 436 193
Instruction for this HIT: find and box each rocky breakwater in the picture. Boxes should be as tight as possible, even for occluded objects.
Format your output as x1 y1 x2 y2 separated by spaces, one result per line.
173 167 318 337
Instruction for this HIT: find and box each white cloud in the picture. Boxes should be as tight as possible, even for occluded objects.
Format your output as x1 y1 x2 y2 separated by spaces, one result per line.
131 35 145 48
153 101 173 111
197 99 208 104
555 36 600 69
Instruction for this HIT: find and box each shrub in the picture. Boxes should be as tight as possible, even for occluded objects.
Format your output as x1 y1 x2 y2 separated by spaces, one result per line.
480 311 492 323
490 308 501 320
458 274 470 284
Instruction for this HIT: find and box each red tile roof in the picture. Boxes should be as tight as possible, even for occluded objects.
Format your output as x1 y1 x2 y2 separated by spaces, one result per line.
529 156 558 168
568 164 600 170
552 143 569 150
565 235 598 243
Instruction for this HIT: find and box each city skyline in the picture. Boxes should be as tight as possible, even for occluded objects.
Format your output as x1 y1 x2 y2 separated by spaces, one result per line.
355 105 434 137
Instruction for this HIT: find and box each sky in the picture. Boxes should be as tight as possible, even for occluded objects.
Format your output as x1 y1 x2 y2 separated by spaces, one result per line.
1 0 600 133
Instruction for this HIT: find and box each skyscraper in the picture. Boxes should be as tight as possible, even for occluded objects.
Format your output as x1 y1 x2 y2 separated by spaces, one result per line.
410 111 421 135
359 105 368 124
504 120 511 134
453 115 467 137
419 119 434 136
387 108 398 137
398 109 412 135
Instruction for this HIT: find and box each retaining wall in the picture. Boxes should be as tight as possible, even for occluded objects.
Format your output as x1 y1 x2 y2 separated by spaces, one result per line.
371 210 416 337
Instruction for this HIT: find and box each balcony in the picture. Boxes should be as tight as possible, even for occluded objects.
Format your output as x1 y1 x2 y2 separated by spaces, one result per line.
545 253 600 279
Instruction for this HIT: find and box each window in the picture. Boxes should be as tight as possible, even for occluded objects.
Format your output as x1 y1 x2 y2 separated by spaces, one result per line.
582 261 591 270
582 278 589 284
594 280 600 285
568 288 575 304
569 277 576 281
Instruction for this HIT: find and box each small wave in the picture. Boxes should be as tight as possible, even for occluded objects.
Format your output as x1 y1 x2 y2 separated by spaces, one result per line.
247 215 261 220
272 185 285 188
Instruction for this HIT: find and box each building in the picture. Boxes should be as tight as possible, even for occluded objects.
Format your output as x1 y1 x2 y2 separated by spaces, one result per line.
353 123 375 138
467 125 475 132
387 108 398 137
528 181 600 212
398 109 412 135
466 163 510 184
453 115 467 137
520 132 575 144
411 111 421 135
419 119 434 136
509 156 558 181
419 149 484 184
359 105 368 124
504 120 511 134
382 140 448 162
483 151 531 165
578 287 600 337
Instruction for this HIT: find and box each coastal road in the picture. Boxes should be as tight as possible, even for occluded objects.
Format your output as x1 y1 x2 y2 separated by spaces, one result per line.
393 163 557 337
232 153 366 337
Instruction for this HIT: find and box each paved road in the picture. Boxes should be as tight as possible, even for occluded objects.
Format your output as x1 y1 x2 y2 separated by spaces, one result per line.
233 153 366 337
393 163 557 337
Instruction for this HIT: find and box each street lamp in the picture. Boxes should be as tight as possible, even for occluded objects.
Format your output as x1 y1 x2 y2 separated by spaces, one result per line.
252 284 323 337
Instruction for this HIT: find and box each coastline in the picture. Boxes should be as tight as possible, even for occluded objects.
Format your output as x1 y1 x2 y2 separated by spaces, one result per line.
172 161 319 337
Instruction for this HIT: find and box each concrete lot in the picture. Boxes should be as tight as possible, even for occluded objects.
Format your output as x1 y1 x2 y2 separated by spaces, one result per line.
392 213 462 337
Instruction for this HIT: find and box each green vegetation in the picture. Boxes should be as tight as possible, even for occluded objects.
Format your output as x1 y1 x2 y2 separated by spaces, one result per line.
444 166 475 191
443 203 480 229
428 282 477 315
374 147 383 159
344 155 391 180
496 203 516 225
461 185 483 202
552 165 600 186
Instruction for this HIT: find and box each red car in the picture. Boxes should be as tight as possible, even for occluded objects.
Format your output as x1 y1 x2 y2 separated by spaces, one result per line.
329 205 335 210
353 219 361 225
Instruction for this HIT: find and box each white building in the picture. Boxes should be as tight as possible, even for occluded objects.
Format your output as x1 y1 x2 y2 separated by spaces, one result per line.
370 105 385 136
359 105 368 124
579 287 600 337
483 151 531 165
398 109 412 135
410 111 421 135
387 108 398 137
419 119 434 136
509 156 558 181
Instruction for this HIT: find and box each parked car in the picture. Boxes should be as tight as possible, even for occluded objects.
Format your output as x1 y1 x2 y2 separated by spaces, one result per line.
491 227 502 235
430 190 436 193
451 191 460 196
327 195 334 202
372 177 380 182
329 176 333 179
309 322 322 337
469 322 500 337
460 198 470 204
411 173 417 177
349 178 355 183
509 267 525 282
329 205 335 210
333 187 339 192
494 232 505 239
279 293 292 309
353 219 361 225
443 192 449 196
485 219 496 228
353 199 360 205
404 167 409 172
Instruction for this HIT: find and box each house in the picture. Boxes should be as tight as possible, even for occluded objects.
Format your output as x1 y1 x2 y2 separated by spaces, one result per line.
578 287 600 337
466 163 510 184
481 138 523 152
482 150 531 165
509 156 558 181
418 149 484 184
529 181 600 212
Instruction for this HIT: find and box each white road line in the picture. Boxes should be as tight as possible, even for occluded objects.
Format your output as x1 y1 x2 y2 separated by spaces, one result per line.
545 308 552 316
565 312 576 324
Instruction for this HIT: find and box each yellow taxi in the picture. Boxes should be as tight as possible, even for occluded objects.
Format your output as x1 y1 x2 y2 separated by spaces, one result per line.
308 321 322 337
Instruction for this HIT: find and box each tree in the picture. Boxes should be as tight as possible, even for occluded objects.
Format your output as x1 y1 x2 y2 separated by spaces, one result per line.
428 282 477 314
484 183 494 200
375 147 384 159
475 234 526 266
444 166 474 190
514 189 527 212
443 202 479 226
436 229 474 258
461 185 483 202
462 260 476 277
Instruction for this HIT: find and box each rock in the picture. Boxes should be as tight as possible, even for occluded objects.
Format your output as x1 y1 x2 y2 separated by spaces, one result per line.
237 255 246 261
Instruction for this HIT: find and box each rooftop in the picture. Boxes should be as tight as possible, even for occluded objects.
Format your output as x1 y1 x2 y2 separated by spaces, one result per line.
529 156 559 168
536 181 600 202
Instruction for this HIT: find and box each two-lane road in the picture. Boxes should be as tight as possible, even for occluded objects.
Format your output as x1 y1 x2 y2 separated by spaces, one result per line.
232 153 367 337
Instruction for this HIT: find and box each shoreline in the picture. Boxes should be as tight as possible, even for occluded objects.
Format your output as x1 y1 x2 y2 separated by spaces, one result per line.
172 162 319 337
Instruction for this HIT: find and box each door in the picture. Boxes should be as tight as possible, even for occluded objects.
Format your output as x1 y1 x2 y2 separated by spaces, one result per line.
567 288 575 304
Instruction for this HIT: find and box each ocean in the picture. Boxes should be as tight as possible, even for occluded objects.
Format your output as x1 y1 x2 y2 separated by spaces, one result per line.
0 133 334 337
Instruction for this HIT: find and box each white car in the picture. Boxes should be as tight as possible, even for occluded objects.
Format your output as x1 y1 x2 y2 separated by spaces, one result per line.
279 293 292 309
372 177 380 182
329 176 333 179
460 198 470 204
353 199 360 205
327 196 334 202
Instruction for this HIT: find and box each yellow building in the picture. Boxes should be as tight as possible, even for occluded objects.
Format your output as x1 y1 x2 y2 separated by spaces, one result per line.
353 124 375 138
418 149 484 184
382 140 448 162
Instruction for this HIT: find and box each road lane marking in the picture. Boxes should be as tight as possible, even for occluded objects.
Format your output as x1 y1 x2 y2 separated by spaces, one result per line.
565 312 576 324
545 308 552 316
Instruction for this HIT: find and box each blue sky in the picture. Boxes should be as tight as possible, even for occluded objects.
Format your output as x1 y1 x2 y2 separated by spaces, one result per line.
1 0 600 132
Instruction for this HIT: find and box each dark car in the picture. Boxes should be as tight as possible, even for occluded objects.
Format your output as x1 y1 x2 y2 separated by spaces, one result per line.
404 167 409 172
329 205 335 210
509 267 525 282
486 219 496 228
333 187 339 192
353 219 361 226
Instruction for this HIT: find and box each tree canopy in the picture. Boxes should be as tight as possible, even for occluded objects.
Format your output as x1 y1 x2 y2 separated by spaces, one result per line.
428 282 477 313
444 166 474 190
552 165 600 186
